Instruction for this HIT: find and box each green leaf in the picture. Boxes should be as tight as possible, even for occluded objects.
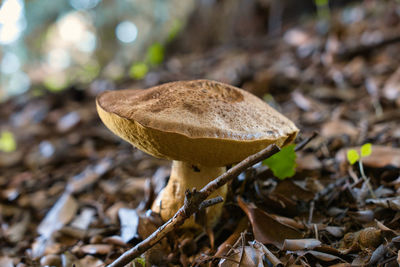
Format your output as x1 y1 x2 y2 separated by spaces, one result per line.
44 76 68 92
360 143 372 158
315 0 329 6
263 144 296 180
347 149 359 165
129 62 149 80
134 257 146 267
167 19 183 42
146 42 164 66
0 131 17 152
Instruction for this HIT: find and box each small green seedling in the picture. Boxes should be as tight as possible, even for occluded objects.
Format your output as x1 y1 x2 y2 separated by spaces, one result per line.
263 144 296 180
346 143 374 197
133 257 146 267
0 131 16 152
130 62 149 80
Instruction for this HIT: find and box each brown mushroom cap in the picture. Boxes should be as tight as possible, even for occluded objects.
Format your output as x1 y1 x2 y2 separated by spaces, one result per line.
96 80 298 166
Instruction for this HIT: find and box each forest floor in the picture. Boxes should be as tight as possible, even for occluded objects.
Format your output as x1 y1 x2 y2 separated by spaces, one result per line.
1 1 400 266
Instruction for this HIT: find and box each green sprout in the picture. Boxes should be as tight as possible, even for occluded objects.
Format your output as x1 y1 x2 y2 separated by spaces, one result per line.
146 42 165 66
129 62 149 80
0 131 17 152
347 143 374 197
263 144 297 180
133 257 146 267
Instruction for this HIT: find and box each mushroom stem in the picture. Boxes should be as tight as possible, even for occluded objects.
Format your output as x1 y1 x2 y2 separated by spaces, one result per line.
152 161 227 228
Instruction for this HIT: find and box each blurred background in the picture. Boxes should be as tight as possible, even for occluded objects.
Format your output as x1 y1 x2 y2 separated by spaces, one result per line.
0 0 195 100
2 0 400 265
0 0 361 101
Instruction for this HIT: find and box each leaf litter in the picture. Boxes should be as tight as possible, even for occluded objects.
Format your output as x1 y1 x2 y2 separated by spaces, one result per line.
1 1 400 266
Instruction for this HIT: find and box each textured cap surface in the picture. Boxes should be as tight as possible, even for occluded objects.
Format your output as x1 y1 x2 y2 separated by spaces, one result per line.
96 80 298 166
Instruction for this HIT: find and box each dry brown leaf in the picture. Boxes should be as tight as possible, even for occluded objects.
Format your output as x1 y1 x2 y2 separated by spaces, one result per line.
118 208 139 243
0 257 14 267
274 179 315 202
70 208 95 230
296 153 322 171
397 250 400 265
321 120 359 139
283 239 321 251
366 197 400 210
383 67 400 105
75 255 104 267
348 210 374 223
40 254 61 266
4 212 30 243
80 244 113 255
237 197 302 249
32 193 78 257
66 157 113 194
324 226 345 238
294 250 346 262
218 242 266 267
37 193 78 238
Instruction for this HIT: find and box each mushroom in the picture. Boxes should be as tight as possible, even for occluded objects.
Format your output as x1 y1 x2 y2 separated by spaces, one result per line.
96 80 298 228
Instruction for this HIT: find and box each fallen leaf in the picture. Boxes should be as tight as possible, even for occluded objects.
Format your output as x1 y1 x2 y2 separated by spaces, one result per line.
0 257 14 267
219 245 265 267
33 193 78 257
295 250 346 262
80 244 113 255
237 197 302 249
66 157 113 194
70 208 96 230
348 210 374 223
118 208 140 243
324 226 345 238
40 254 61 267
283 239 321 251
296 153 322 171
366 197 400 210
57 111 81 132
274 179 315 202
37 193 78 238
4 212 30 243
321 120 359 139
383 67 400 105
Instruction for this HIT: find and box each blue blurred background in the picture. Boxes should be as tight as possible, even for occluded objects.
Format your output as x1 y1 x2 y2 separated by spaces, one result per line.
0 0 194 100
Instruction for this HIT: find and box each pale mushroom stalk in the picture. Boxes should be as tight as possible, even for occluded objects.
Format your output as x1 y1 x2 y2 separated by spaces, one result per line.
96 79 298 229
152 161 227 228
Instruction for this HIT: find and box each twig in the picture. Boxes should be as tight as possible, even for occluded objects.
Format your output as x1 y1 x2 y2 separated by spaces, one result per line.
308 200 315 225
295 131 318 152
239 232 246 266
199 196 224 210
335 34 400 60
107 144 281 267
257 241 283 267
358 159 376 199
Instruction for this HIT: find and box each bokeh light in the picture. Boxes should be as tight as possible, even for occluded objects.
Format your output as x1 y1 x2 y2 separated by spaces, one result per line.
47 48 71 71
115 21 138 44
0 0 26 44
7 71 30 95
1 52 20 74
58 12 86 43
69 0 101 10
77 30 97 53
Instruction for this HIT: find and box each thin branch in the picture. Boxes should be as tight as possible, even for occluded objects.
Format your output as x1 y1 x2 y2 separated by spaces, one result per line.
107 144 280 267
295 131 318 152
199 196 224 210
335 34 400 60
